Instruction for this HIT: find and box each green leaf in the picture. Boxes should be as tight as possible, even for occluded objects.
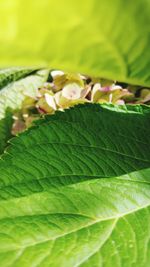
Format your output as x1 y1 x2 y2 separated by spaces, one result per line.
0 69 49 119
0 68 49 154
0 104 149 267
0 111 13 154
0 0 149 86
0 67 39 90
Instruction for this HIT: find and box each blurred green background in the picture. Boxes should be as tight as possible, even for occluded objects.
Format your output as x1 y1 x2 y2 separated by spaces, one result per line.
0 0 149 86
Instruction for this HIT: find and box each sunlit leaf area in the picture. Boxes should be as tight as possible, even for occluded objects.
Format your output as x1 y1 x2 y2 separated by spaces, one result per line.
0 1 149 267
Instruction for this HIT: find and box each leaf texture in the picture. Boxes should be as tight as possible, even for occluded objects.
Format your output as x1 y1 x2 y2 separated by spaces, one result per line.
0 69 49 119
0 104 150 267
0 67 38 90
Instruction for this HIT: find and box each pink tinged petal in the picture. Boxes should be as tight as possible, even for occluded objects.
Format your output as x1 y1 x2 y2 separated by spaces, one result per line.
45 93 56 110
100 86 110 92
37 107 47 114
62 83 82 100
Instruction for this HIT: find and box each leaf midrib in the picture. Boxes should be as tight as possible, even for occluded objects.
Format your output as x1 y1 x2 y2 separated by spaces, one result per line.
7 141 150 163
0 170 149 194
0 203 149 253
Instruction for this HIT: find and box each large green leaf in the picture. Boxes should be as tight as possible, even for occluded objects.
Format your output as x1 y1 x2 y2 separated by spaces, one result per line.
0 104 150 267
0 0 149 86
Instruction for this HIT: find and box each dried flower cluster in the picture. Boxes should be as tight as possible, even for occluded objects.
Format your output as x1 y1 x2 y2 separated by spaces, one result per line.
12 70 150 135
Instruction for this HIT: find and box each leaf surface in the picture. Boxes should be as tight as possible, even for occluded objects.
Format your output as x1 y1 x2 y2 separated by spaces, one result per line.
0 0 149 86
0 67 38 90
0 104 150 267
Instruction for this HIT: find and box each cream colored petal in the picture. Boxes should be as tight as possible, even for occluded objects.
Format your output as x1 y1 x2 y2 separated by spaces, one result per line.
45 93 56 110
110 84 122 90
62 83 82 100
91 83 102 102
51 70 64 77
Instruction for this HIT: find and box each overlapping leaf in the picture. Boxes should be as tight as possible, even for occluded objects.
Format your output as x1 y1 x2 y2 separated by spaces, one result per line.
0 67 38 90
0 104 150 267
0 68 49 119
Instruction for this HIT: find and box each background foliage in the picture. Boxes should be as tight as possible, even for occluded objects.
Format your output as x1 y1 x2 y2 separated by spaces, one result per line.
0 0 150 86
